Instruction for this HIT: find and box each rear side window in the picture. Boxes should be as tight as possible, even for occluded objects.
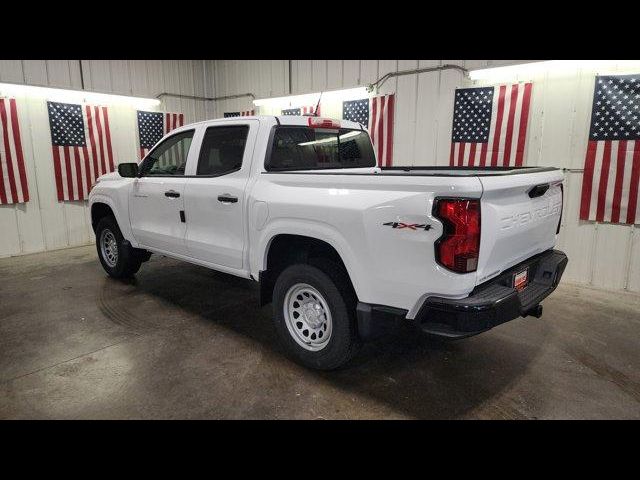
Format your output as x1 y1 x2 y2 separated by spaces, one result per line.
196 125 249 176
266 127 376 171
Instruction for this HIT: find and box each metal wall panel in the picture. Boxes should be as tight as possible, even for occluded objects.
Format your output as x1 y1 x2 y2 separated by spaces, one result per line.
109 60 132 95
311 60 327 91
435 60 466 166
270 60 288 97
359 60 379 85
0 60 214 258
394 60 418 167
21 60 48 85
84 60 112 91
205 60 218 118
628 229 640 291
326 60 342 90
129 60 149 97
0 60 24 82
192 61 206 122
342 60 360 88
413 60 441 167
556 171 597 285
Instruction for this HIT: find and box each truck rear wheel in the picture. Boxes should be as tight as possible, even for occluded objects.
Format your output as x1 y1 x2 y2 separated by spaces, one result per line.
95 216 143 278
272 262 360 370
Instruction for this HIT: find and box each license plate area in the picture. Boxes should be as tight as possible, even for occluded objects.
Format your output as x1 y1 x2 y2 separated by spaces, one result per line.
513 268 529 291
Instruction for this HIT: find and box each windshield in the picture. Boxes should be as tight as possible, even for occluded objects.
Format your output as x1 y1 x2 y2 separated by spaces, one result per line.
267 127 376 171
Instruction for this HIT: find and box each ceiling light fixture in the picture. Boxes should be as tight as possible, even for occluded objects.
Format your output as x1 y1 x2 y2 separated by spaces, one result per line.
0 82 161 110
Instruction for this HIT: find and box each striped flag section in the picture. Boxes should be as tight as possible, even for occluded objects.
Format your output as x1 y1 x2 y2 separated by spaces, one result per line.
450 83 532 167
281 105 321 116
137 111 184 159
369 94 395 167
0 98 29 204
342 95 396 167
224 110 255 117
580 140 640 224
47 102 114 202
302 105 318 115
579 74 640 225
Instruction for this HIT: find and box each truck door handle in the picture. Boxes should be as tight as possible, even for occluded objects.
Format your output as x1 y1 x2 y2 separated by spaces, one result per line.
218 194 238 204
165 190 180 198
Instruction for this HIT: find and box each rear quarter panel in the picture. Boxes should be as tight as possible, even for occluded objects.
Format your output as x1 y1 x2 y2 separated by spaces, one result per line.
249 172 483 313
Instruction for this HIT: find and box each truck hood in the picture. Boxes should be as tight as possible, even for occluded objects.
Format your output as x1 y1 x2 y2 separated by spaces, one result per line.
97 171 121 182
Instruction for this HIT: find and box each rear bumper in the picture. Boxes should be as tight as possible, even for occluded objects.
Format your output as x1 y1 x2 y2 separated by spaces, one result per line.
416 249 568 338
356 249 568 340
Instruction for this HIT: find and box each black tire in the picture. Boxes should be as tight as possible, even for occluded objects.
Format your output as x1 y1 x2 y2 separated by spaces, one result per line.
272 261 361 370
95 216 143 278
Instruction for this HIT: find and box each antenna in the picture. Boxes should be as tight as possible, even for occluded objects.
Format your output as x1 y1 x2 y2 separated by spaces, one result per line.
314 92 323 116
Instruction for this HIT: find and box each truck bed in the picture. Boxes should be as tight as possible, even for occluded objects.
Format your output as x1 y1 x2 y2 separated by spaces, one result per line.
264 166 560 177
379 166 559 176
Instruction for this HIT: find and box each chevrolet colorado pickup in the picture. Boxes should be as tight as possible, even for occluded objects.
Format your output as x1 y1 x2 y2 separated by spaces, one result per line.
89 115 568 370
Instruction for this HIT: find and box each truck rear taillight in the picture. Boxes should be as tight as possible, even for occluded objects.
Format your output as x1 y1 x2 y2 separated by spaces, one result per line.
434 198 481 273
308 117 340 129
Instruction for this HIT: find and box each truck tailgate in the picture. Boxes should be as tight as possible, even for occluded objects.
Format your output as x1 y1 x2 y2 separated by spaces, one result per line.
476 169 564 284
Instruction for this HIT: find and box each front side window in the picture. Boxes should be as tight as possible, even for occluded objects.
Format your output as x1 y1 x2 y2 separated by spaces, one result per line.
266 127 376 171
141 130 194 176
196 125 249 176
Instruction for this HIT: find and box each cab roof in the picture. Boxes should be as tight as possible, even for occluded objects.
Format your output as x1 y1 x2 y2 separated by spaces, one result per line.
175 115 366 132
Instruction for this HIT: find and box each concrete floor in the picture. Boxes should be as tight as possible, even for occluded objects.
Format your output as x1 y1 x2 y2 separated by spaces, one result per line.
1 245 639 419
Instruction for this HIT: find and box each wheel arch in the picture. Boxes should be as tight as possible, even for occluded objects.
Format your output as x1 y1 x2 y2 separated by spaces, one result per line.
259 233 361 307
91 202 115 232
90 194 137 246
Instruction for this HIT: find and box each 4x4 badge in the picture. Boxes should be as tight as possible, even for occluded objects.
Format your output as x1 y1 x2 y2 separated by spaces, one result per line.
383 222 432 231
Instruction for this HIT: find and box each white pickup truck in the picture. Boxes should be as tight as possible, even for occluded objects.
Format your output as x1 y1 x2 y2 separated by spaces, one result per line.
89 115 568 370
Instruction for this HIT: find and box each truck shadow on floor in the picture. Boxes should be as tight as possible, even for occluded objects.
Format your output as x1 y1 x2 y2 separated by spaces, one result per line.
102 256 546 419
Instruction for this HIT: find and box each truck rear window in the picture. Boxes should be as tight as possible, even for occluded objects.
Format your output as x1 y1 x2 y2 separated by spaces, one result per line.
266 127 376 171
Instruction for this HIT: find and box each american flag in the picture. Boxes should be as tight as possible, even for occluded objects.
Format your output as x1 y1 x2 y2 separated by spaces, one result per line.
0 98 28 204
580 75 640 225
343 94 395 167
48 101 114 202
137 111 184 159
281 105 320 116
450 83 533 167
224 110 254 117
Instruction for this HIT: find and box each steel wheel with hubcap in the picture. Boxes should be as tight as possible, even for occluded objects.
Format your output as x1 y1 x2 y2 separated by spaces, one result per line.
95 215 143 278
273 262 361 370
100 229 118 268
284 283 333 351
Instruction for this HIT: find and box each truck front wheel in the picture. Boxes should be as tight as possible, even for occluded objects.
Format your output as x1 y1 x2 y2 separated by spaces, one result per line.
272 262 360 370
95 216 143 278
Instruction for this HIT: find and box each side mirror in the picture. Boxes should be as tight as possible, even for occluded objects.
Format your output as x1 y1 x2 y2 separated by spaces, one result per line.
118 162 139 178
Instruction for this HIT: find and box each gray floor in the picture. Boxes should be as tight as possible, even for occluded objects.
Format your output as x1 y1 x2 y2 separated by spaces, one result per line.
1 245 639 419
